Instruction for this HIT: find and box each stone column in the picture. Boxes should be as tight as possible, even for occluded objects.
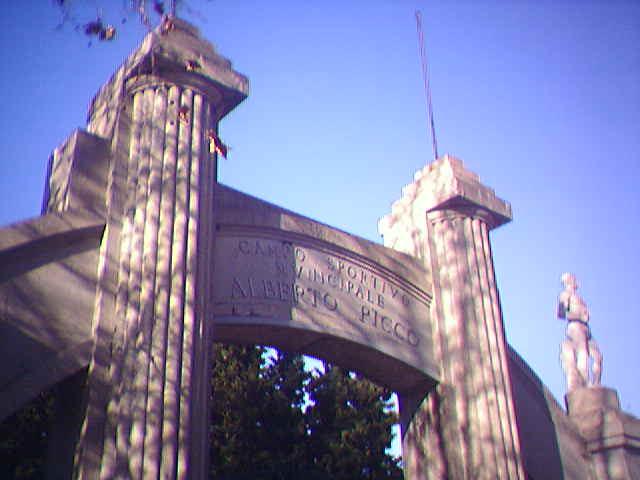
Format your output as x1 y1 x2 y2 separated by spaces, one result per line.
72 18 247 479
380 155 525 479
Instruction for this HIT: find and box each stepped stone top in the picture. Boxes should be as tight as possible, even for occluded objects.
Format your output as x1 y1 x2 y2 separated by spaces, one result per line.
378 155 511 257
380 155 512 237
87 16 249 138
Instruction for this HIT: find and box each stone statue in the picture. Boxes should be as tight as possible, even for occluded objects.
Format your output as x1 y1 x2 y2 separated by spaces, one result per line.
557 273 602 391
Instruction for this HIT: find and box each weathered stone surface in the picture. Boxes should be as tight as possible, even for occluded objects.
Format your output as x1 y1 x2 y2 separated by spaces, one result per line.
381 155 525 480
566 387 621 417
379 154 511 259
508 342 640 480
70 17 248 480
566 387 640 479
509 345 593 479
0 210 104 421
4 14 639 480
212 185 438 394
87 17 248 141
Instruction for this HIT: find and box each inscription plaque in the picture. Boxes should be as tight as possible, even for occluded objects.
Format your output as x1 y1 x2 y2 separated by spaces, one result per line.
212 232 436 390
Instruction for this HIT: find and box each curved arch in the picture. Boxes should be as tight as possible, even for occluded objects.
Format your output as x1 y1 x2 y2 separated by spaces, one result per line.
213 322 435 395
211 185 440 396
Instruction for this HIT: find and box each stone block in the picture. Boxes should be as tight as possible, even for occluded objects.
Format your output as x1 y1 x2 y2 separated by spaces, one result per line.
43 129 110 216
566 386 621 416
0 210 104 420
566 387 640 479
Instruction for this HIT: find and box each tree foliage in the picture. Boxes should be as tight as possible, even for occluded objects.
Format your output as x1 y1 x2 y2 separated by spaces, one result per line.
306 365 402 479
209 344 402 480
53 0 180 43
0 390 54 479
210 345 311 479
0 344 402 479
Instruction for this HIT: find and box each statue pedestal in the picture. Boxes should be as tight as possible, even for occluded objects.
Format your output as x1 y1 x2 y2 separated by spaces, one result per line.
565 387 640 479
565 386 620 416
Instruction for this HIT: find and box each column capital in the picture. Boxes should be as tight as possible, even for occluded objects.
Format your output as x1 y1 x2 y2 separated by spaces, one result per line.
380 155 512 250
421 155 511 226
87 17 249 139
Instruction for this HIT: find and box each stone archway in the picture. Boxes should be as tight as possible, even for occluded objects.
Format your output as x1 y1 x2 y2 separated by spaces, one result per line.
209 184 438 397
0 17 527 479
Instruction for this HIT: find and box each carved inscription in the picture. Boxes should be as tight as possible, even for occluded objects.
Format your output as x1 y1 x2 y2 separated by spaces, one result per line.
214 237 426 348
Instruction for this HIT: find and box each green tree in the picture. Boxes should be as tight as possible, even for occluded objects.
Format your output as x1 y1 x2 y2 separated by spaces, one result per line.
306 364 403 480
209 345 402 480
0 390 54 479
1 345 402 479
209 344 312 479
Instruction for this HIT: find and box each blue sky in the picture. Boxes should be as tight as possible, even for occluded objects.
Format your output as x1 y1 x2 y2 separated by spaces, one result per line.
1 0 638 426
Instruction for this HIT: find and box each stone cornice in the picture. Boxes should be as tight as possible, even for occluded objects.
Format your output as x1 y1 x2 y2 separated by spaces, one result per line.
86 16 248 139
379 155 512 244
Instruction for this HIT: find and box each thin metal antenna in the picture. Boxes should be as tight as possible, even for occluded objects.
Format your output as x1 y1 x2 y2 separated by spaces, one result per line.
415 11 439 161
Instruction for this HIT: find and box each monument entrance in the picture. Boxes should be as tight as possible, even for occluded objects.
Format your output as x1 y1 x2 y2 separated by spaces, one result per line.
1 17 533 479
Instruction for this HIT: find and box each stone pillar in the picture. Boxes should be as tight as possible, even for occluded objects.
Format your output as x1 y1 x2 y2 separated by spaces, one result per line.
566 387 640 480
380 155 525 479
72 18 248 479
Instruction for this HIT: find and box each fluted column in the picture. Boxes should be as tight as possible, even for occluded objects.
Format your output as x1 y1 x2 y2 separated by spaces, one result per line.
72 18 247 479
424 208 523 479
75 79 216 479
380 155 525 479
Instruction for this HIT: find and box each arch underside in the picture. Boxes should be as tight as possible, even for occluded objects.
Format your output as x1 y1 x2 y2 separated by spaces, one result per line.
213 319 437 395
